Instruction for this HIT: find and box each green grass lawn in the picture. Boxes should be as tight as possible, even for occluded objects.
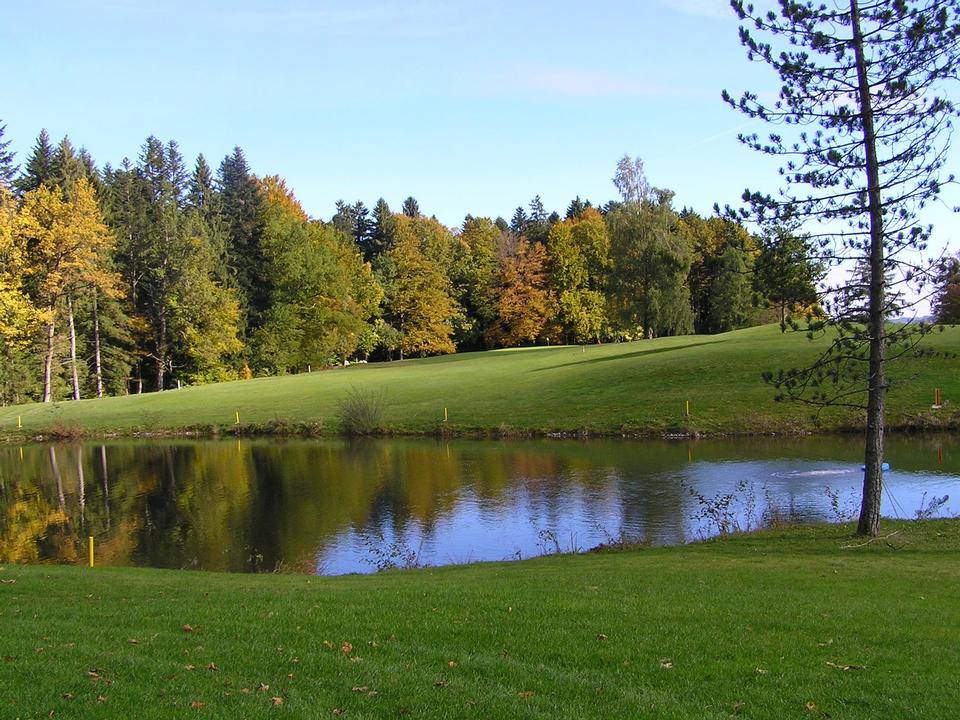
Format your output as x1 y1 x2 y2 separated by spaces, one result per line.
1 520 957 719
1 324 959 439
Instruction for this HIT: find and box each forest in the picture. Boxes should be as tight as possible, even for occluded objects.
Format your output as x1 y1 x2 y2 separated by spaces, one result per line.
0 123 953 404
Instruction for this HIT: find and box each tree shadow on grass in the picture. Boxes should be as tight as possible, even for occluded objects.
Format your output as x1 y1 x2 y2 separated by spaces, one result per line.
530 340 728 373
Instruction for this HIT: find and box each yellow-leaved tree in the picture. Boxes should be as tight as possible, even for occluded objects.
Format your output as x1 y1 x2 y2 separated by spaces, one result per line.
17 178 120 402
0 185 44 349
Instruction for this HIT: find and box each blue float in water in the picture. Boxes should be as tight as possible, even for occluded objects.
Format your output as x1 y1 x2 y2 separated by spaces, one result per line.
861 462 891 472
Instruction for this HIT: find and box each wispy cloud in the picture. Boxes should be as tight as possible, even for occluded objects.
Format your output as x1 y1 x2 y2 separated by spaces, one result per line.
658 0 729 20
512 67 684 99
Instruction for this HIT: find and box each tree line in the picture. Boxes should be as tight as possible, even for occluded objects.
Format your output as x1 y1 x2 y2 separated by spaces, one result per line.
0 122 934 405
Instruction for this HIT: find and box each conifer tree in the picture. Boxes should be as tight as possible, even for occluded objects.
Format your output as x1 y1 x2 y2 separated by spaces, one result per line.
0 121 18 188
15 129 56 196
218 146 266 335
401 196 420 218
726 0 960 536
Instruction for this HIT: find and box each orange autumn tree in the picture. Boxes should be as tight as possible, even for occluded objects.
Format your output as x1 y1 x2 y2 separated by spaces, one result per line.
488 238 555 346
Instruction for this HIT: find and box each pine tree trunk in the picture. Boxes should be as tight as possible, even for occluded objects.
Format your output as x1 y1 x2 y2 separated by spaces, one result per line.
42 310 56 403
92 290 104 398
851 0 885 537
68 295 81 401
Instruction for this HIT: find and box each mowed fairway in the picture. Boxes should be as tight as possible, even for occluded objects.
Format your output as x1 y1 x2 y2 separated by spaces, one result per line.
2 324 959 437
1 521 958 719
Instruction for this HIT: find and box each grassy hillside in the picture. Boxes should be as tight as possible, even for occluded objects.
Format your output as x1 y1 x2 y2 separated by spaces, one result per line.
1 324 958 438
1 520 958 719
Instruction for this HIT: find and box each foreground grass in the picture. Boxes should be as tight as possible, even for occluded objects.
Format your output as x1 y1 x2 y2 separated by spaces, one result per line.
1 324 959 439
1 520 958 719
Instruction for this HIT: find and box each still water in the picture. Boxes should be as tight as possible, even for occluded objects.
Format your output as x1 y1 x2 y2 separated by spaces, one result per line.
0 436 957 574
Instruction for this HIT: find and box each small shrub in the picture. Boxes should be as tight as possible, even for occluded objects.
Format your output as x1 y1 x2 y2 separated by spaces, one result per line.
45 420 86 441
338 387 385 436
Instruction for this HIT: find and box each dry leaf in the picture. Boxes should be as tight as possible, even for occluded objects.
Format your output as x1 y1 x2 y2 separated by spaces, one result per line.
805 701 818 712
127 639 139 645
258 683 270 693
61 693 74 700
518 691 534 699
287 673 295 679
332 709 345 716
182 625 194 633
184 664 196 671
271 697 283 706
447 661 458 668
206 663 219 671
596 634 608 641
755 667 768 675
87 670 101 679
826 661 866 671
341 642 354 654
734 701 745 713
240 688 252 695
659 658 674 669
0 579 16 584
351 687 369 693
323 640 334 649
434 680 448 688
817 639 833 648
190 701 205 710
96 696 107 704
367 641 378 648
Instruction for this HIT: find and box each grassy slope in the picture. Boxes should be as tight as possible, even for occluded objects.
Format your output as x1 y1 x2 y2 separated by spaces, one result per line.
1 520 958 719
1 324 958 438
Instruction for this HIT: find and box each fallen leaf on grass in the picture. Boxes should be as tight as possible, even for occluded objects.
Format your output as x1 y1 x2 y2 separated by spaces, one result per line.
755 668 768 675
190 701 205 710
518 691 534 699
0 579 16 584
659 659 674 669
351 687 369 693
323 640 334 649
332 709 345 716
817 639 833 648
596 634 608 641
733 701 745 713
61 693 74 700
184 665 196 671
434 680 448 688
341 642 354 654
127 639 139 645
805 701 818 712
87 670 101 679
206 663 219 671
349 656 362 663
367 641 378 648
826 661 865 671
258 683 270 693
271 697 283 706
182 625 194 633
287 673 295 679
96 696 107 704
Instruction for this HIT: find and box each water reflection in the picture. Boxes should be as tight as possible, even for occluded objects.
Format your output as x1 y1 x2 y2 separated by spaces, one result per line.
0 437 957 574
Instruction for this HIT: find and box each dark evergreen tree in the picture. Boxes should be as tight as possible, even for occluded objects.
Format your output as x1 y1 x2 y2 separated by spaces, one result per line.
526 195 550 244
494 216 509 233
510 206 528 236
15 128 56 195
188 154 217 213
933 255 960 324
368 198 395 260
402 196 420 218
352 200 371 247
566 196 592 220
0 121 17 188
218 146 267 334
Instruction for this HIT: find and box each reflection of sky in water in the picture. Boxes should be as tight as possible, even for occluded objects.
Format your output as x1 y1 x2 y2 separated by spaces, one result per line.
2 438 957 575
319 457 959 575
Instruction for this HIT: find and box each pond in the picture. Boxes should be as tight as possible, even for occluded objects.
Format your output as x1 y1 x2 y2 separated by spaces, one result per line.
0 436 957 574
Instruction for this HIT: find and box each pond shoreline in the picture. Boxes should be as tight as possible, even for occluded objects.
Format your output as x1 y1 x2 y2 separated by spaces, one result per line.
2 410 958 445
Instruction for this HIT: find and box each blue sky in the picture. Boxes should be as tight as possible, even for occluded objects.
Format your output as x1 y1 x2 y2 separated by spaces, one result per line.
2 0 957 253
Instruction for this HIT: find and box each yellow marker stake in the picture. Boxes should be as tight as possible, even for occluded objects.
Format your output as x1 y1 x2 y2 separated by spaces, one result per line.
88 536 94 568
685 400 690 417
17 415 21 428
235 411 240 425
444 407 448 422
19 447 23 462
